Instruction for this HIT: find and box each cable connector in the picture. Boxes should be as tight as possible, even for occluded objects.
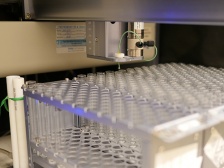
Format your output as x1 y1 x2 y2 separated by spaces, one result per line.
136 41 155 48
115 53 125 58
135 42 144 48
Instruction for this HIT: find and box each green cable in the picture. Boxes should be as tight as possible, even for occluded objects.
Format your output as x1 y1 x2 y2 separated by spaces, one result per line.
0 96 24 116
118 30 142 53
143 45 158 62
117 30 157 69
118 62 121 70
117 30 142 70
117 45 157 69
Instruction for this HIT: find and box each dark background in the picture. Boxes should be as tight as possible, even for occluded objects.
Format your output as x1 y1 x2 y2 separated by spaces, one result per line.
1 2 224 136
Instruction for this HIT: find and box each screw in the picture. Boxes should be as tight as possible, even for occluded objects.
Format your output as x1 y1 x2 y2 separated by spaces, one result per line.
26 13 31 20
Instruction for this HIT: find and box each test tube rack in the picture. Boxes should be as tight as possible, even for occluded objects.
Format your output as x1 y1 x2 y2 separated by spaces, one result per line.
23 63 224 168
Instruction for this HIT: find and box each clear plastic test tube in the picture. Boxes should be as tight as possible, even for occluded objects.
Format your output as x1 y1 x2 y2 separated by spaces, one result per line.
105 71 116 90
77 74 86 83
27 97 37 142
96 72 106 87
86 73 96 85
111 91 125 120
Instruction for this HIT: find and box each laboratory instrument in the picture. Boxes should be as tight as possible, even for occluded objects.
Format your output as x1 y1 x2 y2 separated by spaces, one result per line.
2 0 224 168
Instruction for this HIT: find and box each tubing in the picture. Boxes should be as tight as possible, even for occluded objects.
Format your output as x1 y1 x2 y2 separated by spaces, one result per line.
6 76 20 168
13 77 28 168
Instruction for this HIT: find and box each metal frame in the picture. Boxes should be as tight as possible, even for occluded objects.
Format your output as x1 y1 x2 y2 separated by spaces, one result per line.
24 0 224 25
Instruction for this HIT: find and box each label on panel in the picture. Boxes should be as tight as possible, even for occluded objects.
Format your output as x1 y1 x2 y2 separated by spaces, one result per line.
134 22 144 30
56 25 86 53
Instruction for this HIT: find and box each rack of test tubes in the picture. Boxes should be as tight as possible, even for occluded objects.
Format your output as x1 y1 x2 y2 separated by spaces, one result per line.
23 63 224 168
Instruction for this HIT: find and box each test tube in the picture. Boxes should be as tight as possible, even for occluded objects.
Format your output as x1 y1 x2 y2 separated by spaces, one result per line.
115 72 127 93
111 91 125 120
35 100 42 145
96 72 106 87
87 86 99 111
99 88 111 115
27 97 36 142
86 73 96 85
124 95 140 127
125 73 139 96
45 104 52 149
106 71 116 90
77 74 87 83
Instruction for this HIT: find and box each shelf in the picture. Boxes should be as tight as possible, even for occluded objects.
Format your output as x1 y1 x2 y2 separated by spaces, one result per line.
25 0 224 25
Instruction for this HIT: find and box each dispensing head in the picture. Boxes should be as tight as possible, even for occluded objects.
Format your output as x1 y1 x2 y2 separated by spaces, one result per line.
86 21 157 63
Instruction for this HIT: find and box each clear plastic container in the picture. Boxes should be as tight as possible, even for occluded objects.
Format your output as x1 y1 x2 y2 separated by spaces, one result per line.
23 63 224 168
